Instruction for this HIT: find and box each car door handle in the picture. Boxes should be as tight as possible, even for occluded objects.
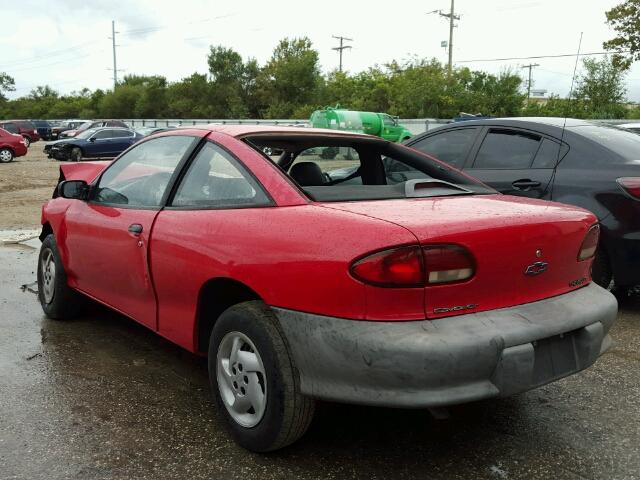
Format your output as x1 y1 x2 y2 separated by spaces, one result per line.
512 179 541 190
128 223 143 235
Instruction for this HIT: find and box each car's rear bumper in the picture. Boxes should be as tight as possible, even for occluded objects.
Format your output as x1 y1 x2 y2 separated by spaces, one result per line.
274 283 617 408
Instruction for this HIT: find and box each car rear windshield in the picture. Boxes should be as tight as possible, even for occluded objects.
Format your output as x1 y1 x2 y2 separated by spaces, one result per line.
244 134 494 202
572 124 640 160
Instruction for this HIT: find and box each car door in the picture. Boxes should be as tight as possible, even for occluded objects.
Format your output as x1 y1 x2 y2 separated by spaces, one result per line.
149 140 272 347
63 134 199 329
109 130 135 156
85 129 114 156
408 126 480 170
465 128 559 199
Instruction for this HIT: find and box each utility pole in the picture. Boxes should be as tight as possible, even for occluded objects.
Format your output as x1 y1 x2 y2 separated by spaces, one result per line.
108 20 119 89
332 36 353 73
521 63 540 100
428 1 460 80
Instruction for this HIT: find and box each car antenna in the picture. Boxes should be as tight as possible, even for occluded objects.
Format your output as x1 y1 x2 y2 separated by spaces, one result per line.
551 32 583 199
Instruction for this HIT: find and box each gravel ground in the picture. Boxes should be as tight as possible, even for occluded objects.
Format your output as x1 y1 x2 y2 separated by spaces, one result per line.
0 146 59 230
0 240 639 480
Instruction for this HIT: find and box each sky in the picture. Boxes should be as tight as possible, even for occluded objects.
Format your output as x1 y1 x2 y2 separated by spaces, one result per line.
2 0 640 103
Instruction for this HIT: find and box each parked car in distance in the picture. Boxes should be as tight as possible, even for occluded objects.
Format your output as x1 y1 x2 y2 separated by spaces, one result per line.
0 127 28 162
135 126 176 137
616 123 640 134
51 120 89 140
46 127 142 161
30 119 53 140
59 119 129 139
0 120 41 147
405 117 640 290
37 125 617 452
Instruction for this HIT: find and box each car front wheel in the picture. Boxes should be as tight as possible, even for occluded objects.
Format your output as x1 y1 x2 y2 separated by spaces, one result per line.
22 136 31 148
70 147 82 162
0 148 13 163
37 234 84 319
209 301 315 452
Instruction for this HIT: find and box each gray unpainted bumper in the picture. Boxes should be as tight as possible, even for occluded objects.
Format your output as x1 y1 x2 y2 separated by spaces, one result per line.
274 283 618 408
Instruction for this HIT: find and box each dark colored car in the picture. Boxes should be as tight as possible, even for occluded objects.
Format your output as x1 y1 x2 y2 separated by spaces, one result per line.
30 120 53 140
405 117 640 289
0 120 41 147
51 120 89 140
60 120 129 139
0 127 28 162
46 127 142 161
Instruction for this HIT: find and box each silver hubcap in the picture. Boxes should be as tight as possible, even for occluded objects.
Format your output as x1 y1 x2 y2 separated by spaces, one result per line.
0 150 11 162
23 137 30 147
216 332 267 427
40 249 56 304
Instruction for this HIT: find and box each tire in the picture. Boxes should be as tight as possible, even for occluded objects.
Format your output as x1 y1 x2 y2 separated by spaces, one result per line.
70 147 82 162
0 148 13 163
209 301 315 452
591 249 613 290
37 234 84 319
22 136 31 148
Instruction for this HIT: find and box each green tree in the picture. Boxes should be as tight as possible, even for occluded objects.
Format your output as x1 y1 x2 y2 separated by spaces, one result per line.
575 56 627 118
0 72 15 101
257 37 322 118
604 0 640 69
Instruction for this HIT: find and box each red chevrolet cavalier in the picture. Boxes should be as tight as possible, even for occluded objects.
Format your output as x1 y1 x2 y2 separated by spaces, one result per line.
37 125 617 451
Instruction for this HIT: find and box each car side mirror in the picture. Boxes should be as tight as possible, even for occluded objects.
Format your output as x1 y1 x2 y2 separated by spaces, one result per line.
58 180 89 200
89 137 96 142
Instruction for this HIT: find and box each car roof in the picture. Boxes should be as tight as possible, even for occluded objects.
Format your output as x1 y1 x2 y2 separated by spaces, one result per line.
435 117 595 129
185 124 378 139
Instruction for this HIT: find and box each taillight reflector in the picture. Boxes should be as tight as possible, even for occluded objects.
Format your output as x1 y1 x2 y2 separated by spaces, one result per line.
350 244 475 288
617 177 640 199
578 224 599 261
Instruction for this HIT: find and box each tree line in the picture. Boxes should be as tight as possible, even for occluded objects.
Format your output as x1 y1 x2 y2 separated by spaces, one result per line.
0 37 635 121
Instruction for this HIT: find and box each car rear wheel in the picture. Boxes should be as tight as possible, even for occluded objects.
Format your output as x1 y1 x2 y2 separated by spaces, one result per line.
22 136 31 148
37 234 85 319
0 148 13 163
70 147 82 162
209 301 315 452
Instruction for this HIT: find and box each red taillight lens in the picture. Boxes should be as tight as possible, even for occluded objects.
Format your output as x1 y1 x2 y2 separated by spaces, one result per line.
350 244 475 287
350 246 424 287
423 245 475 284
617 177 640 199
578 224 600 261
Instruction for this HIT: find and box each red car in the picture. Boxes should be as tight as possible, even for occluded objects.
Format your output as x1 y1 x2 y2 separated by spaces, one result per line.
0 127 28 162
0 120 40 147
37 126 617 452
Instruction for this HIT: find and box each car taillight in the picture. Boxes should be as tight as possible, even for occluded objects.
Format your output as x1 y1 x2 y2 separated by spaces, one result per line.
578 224 600 261
350 246 424 287
350 244 475 287
617 177 640 199
423 245 475 284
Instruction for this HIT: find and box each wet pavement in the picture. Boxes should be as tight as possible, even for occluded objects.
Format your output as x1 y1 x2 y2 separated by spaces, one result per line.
1 240 639 480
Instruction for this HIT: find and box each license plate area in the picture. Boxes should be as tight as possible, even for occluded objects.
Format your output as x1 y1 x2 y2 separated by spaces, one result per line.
531 330 579 385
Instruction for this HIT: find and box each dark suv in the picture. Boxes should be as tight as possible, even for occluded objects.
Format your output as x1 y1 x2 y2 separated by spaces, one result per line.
30 120 53 141
405 117 640 290
0 120 41 147
51 120 90 140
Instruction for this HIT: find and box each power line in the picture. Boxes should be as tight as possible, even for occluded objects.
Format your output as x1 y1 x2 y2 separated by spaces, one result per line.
332 36 353 72
458 50 627 63
0 40 101 69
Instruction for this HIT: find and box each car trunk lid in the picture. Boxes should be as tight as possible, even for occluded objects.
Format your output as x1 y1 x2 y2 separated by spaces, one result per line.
320 194 596 319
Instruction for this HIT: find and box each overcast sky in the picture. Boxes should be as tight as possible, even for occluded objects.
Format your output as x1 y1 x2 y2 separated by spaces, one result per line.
3 0 640 103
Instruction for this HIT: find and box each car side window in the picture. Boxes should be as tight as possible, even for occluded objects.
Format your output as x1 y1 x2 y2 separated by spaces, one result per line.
532 138 568 168
410 128 477 169
111 130 132 138
93 135 196 207
172 142 270 208
473 129 541 169
93 129 115 140
2 123 18 133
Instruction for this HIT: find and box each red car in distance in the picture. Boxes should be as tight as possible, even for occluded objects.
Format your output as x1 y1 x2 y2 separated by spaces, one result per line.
37 126 617 452
0 127 28 162
0 120 40 147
